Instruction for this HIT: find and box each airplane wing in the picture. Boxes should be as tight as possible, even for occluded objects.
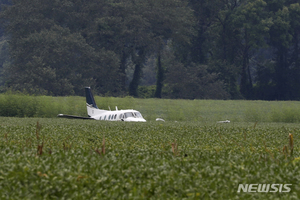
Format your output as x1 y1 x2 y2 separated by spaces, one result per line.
57 114 95 120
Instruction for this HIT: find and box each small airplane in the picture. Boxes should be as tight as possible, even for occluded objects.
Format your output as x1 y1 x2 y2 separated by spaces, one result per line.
58 87 146 122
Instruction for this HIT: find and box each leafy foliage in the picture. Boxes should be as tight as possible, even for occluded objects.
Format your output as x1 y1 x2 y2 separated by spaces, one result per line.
0 118 299 199
164 63 229 99
0 0 300 99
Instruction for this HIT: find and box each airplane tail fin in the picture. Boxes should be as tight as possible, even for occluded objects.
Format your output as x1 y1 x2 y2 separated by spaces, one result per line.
85 87 105 118
85 87 98 109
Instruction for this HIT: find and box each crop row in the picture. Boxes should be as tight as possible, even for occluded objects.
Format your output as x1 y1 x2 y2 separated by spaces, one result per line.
0 118 299 199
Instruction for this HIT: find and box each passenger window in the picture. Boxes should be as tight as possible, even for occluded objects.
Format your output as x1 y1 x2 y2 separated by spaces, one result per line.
114 114 117 119
104 115 106 120
99 116 102 120
108 115 111 120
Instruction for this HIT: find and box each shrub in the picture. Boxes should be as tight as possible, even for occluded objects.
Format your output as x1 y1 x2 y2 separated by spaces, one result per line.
138 85 155 98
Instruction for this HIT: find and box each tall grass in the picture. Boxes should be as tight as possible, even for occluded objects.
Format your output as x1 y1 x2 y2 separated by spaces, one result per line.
1 92 300 123
0 92 38 117
244 101 300 123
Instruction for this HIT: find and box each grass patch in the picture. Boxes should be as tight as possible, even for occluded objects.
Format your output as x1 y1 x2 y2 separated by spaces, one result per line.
1 93 300 123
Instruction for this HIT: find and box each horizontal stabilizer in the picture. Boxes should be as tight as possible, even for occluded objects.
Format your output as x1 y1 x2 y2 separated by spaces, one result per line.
57 114 95 120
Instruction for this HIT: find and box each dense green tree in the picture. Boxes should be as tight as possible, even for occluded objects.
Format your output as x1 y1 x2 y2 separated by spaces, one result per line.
0 38 8 87
0 0 120 95
86 0 195 97
254 2 300 100
188 0 224 65
0 0 300 100
189 0 300 100
203 0 243 98
269 5 292 99
161 45 229 99
233 0 272 99
286 3 300 99
164 62 229 99
2 25 119 95
0 1 10 88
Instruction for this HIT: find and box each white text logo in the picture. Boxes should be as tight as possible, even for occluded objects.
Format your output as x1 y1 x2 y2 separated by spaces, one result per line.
237 184 292 193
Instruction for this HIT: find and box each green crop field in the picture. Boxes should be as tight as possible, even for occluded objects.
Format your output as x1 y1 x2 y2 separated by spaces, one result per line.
0 94 300 199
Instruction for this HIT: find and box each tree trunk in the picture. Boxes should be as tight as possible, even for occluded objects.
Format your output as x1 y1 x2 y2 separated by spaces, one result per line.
119 50 127 91
154 53 163 98
129 49 145 97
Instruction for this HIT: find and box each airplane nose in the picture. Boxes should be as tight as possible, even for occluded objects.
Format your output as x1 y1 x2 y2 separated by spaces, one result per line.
136 117 146 122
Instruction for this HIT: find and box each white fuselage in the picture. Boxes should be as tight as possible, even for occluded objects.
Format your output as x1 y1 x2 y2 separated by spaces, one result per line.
87 105 146 122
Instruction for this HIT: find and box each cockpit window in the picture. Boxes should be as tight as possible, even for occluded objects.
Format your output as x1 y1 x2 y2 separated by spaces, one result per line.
134 112 143 118
124 112 134 118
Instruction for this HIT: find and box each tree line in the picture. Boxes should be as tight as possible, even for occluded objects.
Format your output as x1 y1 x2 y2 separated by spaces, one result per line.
0 0 299 100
